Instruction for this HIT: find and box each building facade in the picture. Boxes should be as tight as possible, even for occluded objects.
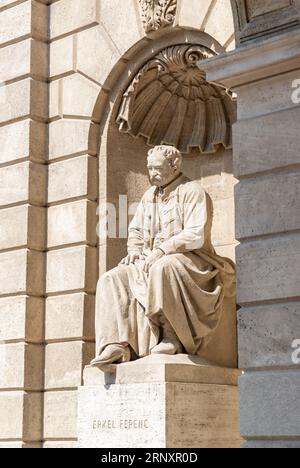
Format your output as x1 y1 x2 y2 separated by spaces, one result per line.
0 0 299 448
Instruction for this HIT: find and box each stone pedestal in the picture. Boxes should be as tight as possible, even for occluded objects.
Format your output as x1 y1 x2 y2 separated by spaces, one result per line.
78 355 243 448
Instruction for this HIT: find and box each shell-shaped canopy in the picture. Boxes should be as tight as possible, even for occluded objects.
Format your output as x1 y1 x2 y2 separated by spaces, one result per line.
117 45 236 154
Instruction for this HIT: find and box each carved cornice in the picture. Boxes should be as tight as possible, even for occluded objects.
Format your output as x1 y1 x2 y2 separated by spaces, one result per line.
116 45 236 154
231 0 300 46
138 0 177 33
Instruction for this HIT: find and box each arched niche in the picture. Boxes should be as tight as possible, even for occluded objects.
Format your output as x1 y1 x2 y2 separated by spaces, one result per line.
90 30 238 276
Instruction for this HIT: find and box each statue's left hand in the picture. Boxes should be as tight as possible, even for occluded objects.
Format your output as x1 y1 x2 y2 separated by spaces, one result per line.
143 249 165 274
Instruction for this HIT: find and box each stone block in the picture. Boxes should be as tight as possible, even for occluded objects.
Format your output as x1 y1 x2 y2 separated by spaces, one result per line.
48 155 97 203
235 172 300 239
0 343 43 390
204 0 234 46
78 356 242 448
0 78 47 125
0 249 45 296
0 1 47 47
238 303 300 368
46 246 97 294
243 440 300 448
50 0 100 40
43 390 78 440
176 0 212 30
45 293 95 341
0 391 42 441
47 200 97 248
211 196 236 247
0 296 43 343
233 107 300 177
60 74 100 118
237 69 300 120
0 162 46 207
45 341 95 390
0 120 46 165
240 370 300 438
236 236 300 305
99 0 142 56
48 120 98 160
43 441 78 449
0 205 46 250
49 35 76 79
77 25 121 85
0 39 47 83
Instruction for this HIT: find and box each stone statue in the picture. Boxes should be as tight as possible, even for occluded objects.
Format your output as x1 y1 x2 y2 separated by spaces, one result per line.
91 145 236 368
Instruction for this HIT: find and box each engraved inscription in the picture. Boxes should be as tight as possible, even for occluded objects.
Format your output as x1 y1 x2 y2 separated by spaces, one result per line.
92 419 150 430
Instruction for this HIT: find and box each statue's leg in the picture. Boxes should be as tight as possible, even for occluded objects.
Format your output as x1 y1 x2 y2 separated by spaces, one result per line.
92 264 155 367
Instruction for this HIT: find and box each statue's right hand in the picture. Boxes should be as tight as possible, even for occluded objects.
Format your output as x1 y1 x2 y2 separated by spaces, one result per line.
119 253 143 265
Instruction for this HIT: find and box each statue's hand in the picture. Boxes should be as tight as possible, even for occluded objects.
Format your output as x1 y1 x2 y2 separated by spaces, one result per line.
143 249 165 274
119 253 144 266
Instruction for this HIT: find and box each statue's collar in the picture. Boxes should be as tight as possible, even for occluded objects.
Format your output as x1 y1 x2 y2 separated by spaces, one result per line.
155 172 185 199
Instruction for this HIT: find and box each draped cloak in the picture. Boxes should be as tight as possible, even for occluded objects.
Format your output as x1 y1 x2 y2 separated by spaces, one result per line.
95 174 236 358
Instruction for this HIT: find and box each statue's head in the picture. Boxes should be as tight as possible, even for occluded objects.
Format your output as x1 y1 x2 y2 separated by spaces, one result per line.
147 145 183 187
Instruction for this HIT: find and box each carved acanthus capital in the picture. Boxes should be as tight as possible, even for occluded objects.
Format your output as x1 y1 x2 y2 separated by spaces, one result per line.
138 0 177 33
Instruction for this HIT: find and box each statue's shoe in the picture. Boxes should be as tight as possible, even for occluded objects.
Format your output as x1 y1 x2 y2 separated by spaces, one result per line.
151 338 183 355
90 344 130 367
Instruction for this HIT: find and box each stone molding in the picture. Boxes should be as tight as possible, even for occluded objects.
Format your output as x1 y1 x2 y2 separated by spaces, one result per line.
231 0 300 46
200 28 300 88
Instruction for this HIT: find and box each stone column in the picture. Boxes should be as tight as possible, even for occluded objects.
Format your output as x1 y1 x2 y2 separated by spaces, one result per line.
202 28 300 448
0 0 48 448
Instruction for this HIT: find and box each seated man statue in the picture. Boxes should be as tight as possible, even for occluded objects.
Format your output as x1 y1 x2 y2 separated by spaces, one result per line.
91 145 236 367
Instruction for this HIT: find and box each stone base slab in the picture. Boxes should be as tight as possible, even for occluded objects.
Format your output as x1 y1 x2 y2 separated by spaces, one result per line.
78 355 243 448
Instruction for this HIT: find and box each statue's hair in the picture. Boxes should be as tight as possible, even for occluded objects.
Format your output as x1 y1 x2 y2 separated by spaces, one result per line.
147 145 182 168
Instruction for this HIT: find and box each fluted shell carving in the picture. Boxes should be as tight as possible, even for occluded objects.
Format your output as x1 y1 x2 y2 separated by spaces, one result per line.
117 45 236 154
139 0 177 33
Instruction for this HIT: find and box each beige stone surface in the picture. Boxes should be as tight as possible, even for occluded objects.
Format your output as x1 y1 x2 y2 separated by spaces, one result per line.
238 302 300 368
46 246 97 294
0 296 43 343
0 343 43 391
49 35 76 79
236 172 300 239
0 205 45 250
233 107 300 177
84 355 241 386
237 69 300 120
0 391 42 441
43 390 78 440
0 0 47 46
240 370 300 438
78 376 242 448
0 249 45 296
51 73 101 118
0 120 46 165
47 200 97 248
48 155 97 203
48 120 97 160
0 39 47 83
0 78 47 125
45 341 94 390
204 0 234 46
77 25 121 85
98 0 143 55
0 162 46 207
43 441 78 449
50 0 100 40
237 236 300 305
45 293 95 341
176 0 213 30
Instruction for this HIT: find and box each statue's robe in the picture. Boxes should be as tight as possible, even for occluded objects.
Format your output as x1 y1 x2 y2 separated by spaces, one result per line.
95 174 236 359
